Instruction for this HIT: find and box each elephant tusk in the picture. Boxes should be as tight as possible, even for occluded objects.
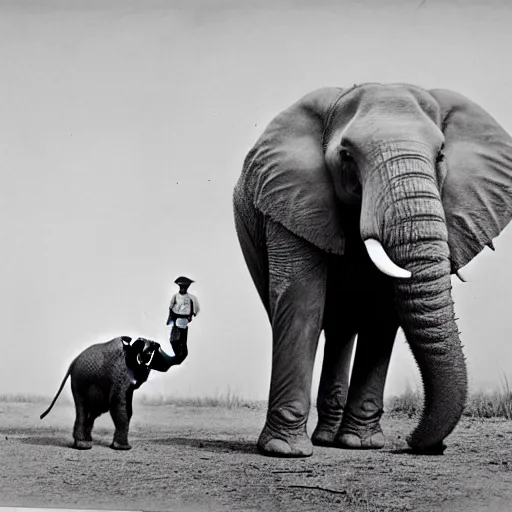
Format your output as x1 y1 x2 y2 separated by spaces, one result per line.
364 239 412 279
456 269 469 283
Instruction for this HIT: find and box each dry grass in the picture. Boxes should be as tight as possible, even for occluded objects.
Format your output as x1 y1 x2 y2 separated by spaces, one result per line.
3 380 512 420
386 377 512 420
385 385 422 418
0 389 258 410
0 393 71 405
135 388 261 409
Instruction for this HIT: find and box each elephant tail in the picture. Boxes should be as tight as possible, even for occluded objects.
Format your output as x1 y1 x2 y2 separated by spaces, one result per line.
40 364 72 420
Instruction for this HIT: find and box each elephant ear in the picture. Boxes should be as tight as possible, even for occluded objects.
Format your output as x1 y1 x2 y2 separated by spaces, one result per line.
131 338 145 352
241 87 347 254
121 336 132 348
429 89 512 273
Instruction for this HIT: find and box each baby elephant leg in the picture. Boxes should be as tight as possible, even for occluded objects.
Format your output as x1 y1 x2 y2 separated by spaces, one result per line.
109 390 133 450
83 411 97 444
72 389 92 450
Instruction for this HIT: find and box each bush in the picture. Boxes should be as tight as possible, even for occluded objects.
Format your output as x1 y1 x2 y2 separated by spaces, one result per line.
135 388 257 409
386 377 512 420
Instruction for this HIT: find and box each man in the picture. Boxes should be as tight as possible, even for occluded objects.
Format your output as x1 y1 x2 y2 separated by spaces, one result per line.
144 276 200 373
166 276 200 360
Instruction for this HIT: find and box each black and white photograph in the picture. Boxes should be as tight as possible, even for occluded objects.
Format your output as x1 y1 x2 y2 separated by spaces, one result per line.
1 0 512 511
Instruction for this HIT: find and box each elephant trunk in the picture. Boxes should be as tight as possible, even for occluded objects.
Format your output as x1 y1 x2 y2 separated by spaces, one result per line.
391 241 467 450
360 144 468 450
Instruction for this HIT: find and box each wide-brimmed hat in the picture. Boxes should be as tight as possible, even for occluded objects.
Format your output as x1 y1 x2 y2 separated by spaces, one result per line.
174 276 194 287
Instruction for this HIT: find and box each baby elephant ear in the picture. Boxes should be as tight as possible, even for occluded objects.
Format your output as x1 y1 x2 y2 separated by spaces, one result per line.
241 88 347 254
429 89 512 273
121 336 132 347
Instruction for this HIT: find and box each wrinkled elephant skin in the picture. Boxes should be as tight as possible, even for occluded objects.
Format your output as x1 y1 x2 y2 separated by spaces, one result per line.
233 83 512 457
40 336 160 450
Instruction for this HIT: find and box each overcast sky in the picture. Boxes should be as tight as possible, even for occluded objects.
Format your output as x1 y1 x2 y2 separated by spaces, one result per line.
1 0 512 403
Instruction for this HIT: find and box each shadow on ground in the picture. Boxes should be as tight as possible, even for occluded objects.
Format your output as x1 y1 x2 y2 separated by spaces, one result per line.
19 436 74 448
19 434 113 449
151 436 258 454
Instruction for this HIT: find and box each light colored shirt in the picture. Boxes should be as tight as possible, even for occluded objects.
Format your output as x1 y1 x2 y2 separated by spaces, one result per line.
169 292 200 316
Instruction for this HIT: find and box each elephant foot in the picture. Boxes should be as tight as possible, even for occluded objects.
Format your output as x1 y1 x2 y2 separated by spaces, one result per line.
311 427 337 447
311 410 344 447
110 441 132 451
337 430 385 449
257 423 313 458
73 440 92 450
336 409 385 450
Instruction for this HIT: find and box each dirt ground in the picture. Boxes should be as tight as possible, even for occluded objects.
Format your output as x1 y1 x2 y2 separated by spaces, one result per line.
0 401 511 512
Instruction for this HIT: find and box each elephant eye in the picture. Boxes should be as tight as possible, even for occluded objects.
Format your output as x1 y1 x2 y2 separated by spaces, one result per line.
436 144 445 164
336 147 361 205
339 149 353 162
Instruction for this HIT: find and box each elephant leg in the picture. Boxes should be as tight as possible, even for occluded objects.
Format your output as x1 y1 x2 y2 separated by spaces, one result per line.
83 412 95 442
312 328 356 447
337 302 399 449
83 403 103 442
312 257 358 447
109 390 133 450
233 197 270 319
72 390 92 450
257 220 327 458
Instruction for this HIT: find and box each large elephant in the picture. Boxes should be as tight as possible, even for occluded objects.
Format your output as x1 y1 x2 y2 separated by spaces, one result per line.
233 83 512 458
40 336 161 450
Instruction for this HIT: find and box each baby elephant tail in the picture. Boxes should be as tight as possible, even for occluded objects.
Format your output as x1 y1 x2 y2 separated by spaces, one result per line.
40 364 72 420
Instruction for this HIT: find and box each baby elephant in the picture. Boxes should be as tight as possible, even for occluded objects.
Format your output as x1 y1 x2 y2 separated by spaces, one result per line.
40 336 161 450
